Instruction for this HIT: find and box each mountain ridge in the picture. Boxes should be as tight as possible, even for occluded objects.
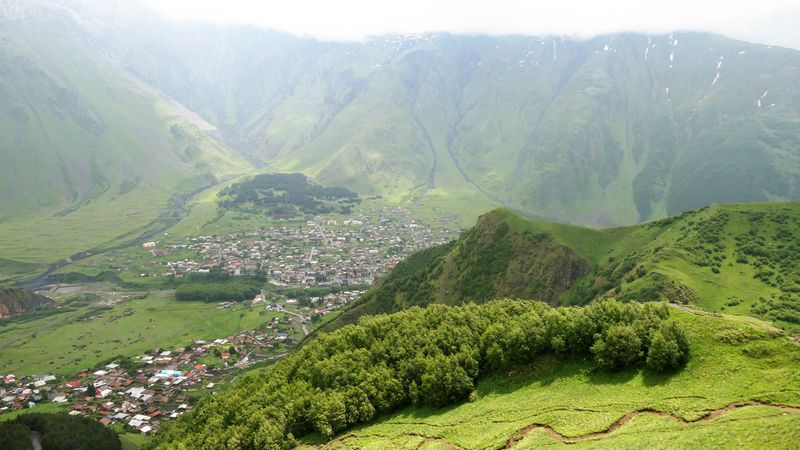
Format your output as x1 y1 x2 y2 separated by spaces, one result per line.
328 202 800 332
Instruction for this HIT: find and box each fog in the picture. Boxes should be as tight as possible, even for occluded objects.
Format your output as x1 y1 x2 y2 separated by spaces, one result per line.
136 0 800 49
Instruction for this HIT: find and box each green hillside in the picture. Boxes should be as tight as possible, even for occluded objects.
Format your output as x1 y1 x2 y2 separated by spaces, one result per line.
149 299 694 448
3 3 800 275
0 8 251 280
106 24 800 226
305 307 800 449
335 203 800 331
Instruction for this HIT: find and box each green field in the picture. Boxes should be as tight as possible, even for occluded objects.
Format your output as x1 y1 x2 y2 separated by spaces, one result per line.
0 293 283 376
308 308 800 449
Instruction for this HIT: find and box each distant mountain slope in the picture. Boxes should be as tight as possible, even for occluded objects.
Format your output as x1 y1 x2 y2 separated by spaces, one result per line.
0 15 247 217
103 21 800 226
332 202 800 331
0 3 251 275
0 286 54 317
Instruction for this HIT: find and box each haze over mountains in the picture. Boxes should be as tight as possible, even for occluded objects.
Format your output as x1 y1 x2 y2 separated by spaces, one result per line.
2 0 800 231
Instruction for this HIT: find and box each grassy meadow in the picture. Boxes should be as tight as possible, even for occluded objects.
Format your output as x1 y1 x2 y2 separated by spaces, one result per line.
0 293 284 376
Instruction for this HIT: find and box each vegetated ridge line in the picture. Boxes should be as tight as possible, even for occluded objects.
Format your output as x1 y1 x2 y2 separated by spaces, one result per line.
504 401 800 447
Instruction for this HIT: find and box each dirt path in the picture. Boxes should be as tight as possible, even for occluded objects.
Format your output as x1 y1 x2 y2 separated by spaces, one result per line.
304 401 799 449
503 401 800 447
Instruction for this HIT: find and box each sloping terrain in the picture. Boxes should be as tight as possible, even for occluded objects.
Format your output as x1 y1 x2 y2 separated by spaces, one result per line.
148 299 693 448
334 202 800 331
0 4 251 278
101 18 800 226
2 2 800 276
304 308 800 449
0 286 54 317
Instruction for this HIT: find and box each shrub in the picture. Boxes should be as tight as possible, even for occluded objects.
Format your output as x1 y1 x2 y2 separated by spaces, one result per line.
646 321 690 371
591 324 643 369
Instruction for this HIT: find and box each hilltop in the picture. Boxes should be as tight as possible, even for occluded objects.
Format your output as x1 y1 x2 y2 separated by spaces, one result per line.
334 202 800 331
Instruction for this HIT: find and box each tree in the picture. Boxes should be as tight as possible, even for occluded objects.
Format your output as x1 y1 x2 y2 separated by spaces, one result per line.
646 320 689 371
591 324 643 369
85 384 96 398
309 391 347 438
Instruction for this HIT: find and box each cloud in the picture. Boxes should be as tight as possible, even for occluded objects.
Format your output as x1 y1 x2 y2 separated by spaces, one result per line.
139 0 800 49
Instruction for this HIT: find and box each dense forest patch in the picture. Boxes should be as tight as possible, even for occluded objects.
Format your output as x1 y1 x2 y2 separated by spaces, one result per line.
217 173 360 217
150 299 687 449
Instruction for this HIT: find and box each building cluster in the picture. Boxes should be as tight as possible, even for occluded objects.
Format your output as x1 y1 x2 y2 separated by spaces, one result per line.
0 305 306 434
148 209 453 287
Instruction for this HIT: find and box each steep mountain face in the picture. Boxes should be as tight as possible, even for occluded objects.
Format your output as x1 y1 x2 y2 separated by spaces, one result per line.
0 5 248 218
0 1 251 273
0 286 54 317
331 202 800 331
101 22 800 226
2 1 799 271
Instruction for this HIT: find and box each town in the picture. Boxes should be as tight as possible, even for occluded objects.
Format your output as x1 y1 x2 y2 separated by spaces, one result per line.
0 290 364 434
125 207 454 288
0 206 458 435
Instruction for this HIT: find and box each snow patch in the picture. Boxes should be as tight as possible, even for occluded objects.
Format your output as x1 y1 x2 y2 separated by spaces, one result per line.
760 90 769 99
670 52 674 62
644 47 649 59
710 73 720 86
738 50 746 55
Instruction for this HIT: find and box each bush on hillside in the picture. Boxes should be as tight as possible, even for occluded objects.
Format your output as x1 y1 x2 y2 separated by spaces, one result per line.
591 324 643 369
0 422 31 450
646 320 690 371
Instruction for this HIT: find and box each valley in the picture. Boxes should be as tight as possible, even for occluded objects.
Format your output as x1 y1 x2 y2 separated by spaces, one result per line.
1 1 800 449
0 192 457 441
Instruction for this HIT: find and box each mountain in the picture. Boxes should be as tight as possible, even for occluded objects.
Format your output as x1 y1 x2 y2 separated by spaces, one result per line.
3 1 800 272
332 202 800 331
0 286 54 317
101 20 800 226
0 1 251 277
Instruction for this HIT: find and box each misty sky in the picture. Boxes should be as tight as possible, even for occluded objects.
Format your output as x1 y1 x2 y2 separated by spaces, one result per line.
139 0 800 49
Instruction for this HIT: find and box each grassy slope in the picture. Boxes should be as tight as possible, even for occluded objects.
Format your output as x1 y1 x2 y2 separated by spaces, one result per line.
0 21 250 280
332 202 800 334
307 308 800 449
117 27 800 228
0 293 280 376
